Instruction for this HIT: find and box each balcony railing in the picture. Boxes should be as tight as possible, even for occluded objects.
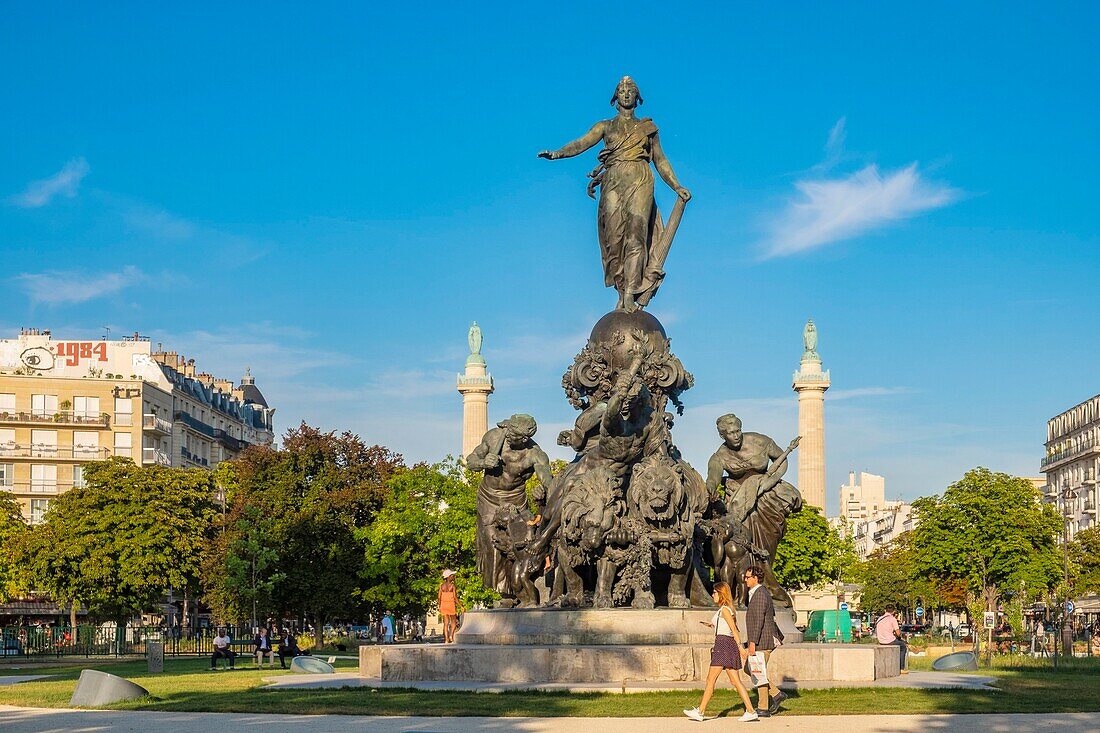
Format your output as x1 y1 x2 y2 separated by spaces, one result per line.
214 429 246 453
0 443 111 460
175 411 215 439
180 446 209 467
1042 435 1100 468
0 410 110 428
142 447 172 467
4 481 79 494
142 414 172 435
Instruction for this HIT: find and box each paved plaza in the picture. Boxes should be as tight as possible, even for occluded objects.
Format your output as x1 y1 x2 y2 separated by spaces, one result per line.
0 708 1095 733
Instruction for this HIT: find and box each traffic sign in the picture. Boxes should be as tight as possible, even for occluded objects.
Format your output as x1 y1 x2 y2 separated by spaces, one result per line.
983 611 996 628
839 602 849 611
1066 600 1075 614
915 606 924 617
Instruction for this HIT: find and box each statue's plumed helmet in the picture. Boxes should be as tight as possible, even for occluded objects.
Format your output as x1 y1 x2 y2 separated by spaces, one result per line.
716 413 742 432
502 413 537 437
611 75 643 106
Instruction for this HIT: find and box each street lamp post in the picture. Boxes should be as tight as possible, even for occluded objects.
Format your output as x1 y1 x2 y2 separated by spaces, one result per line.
1056 484 1076 669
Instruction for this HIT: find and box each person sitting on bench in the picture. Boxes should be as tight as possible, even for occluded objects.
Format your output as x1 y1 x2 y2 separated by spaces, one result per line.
278 628 301 669
210 628 236 670
253 627 275 668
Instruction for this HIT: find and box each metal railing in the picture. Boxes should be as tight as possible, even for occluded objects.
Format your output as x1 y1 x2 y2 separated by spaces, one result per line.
180 446 209 467
2 481 79 495
142 414 172 434
0 411 111 428
1043 435 1100 468
0 444 111 459
142 447 172 467
175 411 216 439
0 624 262 659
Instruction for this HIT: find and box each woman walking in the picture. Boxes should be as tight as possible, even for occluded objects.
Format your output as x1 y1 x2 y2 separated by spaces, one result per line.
438 569 464 644
684 582 758 722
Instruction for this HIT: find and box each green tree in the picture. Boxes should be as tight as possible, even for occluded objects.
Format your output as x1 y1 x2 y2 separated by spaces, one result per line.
360 459 494 616
16 458 218 621
203 424 402 646
1069 526 1100 596
0 492 27 602
774 506 857 589
855 533 942 620
910 468 1062 624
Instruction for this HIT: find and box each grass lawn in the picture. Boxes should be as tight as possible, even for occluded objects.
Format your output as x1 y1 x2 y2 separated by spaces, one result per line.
1 655 1098 717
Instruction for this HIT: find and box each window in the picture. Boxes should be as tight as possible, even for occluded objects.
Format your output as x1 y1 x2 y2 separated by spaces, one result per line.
31 429 57 457
31 465 57 493
72 465 86 489
0 463 12 488
31 394 58 418
30 499 50 524
114 397 133 426
114 431 132 458
73 396 101 421
0 393 14 415
73 431 99 459
0 429 14 456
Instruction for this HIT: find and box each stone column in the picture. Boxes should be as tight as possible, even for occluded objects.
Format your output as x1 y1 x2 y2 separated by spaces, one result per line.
457 322 494 459
792 319 830 511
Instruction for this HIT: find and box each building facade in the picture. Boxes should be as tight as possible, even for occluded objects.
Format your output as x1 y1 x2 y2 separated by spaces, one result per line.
846 503 914 560
1041 394 1100 540
831 470 913 559
839 470 888 520
0 329 275 523
792 319 829 510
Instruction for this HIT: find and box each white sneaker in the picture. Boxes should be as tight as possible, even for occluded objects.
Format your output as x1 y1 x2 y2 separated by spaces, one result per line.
683 707 706 722
738 711 759 722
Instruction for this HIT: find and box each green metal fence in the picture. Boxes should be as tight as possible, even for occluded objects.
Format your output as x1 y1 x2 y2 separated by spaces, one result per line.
0 625 254 658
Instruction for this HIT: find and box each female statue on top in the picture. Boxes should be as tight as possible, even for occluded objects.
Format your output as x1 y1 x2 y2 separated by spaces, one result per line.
539 76 691 312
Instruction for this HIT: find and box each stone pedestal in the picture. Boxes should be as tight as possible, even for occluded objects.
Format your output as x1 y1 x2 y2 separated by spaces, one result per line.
146 641 164 674
354 607 907 687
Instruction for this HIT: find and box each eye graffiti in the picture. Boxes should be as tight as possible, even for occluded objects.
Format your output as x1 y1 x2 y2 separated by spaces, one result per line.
20 347 55 371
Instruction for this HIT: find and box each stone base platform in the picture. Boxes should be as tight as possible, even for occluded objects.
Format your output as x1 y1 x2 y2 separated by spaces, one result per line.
358 608 900 685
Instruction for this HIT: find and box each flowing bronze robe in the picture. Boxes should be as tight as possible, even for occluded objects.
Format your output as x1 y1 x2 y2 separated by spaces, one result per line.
590 117 666 300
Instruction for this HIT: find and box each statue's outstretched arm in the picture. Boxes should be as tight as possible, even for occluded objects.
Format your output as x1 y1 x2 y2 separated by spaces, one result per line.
538 121 607 160
765 438 788 479
650 133 691 201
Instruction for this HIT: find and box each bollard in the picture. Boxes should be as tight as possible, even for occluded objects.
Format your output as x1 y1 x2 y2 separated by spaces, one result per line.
147 641 164 674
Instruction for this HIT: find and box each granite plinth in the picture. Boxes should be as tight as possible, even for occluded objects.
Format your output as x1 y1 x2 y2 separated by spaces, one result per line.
454 607 803 646
359 609 902 685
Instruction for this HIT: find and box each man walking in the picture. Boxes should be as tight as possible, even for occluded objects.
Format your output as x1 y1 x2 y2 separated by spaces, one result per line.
743 566 787 716
875 604 908 673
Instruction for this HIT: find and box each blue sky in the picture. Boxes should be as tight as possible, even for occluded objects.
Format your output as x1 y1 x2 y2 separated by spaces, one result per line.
2 3 1097 510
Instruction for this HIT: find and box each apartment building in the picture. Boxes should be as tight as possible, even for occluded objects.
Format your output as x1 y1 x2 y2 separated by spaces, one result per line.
1041 394 1100 540
0 329 275 523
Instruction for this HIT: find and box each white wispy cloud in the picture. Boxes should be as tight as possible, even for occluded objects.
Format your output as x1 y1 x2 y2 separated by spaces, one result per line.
10 158 90 208
156 323 352 382
761 121 960 258
14 266 144 305
828 386 912 401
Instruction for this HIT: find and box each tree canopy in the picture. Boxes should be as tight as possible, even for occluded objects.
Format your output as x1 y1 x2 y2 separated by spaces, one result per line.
774 506 858 589
0 491 27 602
1069 526 1100 597
909 467 1062 614
15 458 218 619
201 423 403 643
359 459 494 616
